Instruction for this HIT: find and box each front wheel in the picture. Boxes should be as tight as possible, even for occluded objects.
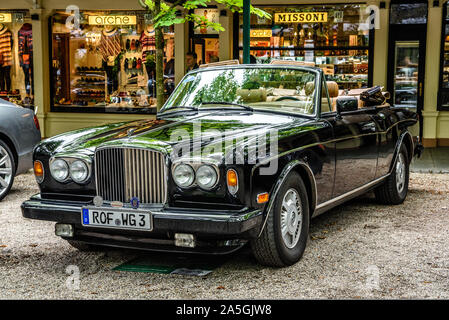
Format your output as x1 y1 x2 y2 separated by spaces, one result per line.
375 144 409 205
251 172 310 267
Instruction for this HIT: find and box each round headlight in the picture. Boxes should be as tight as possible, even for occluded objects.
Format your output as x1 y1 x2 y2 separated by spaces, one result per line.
173 164 195 188
70 160 89 183
50 159 69 182
196 165 218 190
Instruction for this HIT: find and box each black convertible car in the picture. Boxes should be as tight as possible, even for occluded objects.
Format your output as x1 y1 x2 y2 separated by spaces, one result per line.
22 63 418 267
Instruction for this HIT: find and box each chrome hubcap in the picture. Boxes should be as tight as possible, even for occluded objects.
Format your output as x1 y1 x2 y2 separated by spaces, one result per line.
396 153 406 194
280 188 302 249
0 145 13 197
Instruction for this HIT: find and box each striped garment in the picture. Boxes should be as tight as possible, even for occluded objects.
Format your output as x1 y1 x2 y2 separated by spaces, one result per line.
0 31 13 67
139 30 155 61
98 31 122 62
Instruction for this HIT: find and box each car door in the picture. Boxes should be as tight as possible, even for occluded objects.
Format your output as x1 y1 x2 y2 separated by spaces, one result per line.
323 108 379 197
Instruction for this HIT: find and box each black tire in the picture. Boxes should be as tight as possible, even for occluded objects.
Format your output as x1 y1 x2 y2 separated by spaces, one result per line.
0 140 16 202
65 239 101 252
375 144 409 205
251 171 310 267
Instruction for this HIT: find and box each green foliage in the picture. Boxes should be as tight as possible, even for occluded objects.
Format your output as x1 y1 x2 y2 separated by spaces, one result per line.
192 71 239 105
141 0 271 30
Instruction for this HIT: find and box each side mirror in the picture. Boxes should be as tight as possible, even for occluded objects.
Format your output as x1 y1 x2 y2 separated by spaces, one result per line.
336 96 358 116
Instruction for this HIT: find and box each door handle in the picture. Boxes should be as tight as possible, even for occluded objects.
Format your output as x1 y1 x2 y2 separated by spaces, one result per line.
419 82 423 97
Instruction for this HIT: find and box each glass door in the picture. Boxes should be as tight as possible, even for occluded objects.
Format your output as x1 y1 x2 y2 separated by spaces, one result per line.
387 25 426 112
393 41 420 107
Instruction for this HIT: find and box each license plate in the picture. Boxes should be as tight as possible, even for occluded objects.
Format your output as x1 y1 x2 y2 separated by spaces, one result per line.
81 207 152 231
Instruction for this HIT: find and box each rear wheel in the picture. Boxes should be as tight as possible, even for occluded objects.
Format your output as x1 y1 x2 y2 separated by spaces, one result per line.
375 144 409 204
0 140 15 201
251 172 310 267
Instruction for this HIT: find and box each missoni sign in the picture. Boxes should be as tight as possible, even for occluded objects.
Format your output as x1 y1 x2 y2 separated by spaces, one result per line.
274 12 328 23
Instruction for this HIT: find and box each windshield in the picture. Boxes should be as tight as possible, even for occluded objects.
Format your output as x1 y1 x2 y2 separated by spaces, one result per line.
161 67 318 116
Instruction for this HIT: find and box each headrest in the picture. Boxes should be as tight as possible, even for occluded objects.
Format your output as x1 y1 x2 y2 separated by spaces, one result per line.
305 81 339 98
236 88 267 103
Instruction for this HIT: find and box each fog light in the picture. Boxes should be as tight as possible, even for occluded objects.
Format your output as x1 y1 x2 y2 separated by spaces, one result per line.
175 233 196 248
55 224 74 238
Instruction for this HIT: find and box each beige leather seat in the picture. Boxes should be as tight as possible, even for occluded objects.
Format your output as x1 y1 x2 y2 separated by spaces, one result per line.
305 81 339 112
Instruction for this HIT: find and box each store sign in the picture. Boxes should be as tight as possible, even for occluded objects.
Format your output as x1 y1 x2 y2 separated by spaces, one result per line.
0 13 12 23
88 15 137 25
250 29 272 38
274 12 328 23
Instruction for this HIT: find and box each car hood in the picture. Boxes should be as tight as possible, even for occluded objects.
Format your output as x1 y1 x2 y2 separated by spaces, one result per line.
39 110 312 159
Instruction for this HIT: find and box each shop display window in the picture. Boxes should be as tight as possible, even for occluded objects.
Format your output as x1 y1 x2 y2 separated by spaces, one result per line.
439 1 449 110
0 10 34 108
390 3 427 25
237 5 373 90
190 8 220 66
50 11 175 113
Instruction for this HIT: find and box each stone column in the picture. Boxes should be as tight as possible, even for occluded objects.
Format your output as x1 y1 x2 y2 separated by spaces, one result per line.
174 21 189 85
219 9 233 62
422 3 443 147
30 8 52 138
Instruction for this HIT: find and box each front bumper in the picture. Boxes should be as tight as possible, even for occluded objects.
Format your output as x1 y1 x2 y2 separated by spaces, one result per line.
21 194 263 253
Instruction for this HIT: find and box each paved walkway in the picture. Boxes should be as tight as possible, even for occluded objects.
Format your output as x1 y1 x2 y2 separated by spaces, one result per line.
411 147 449 173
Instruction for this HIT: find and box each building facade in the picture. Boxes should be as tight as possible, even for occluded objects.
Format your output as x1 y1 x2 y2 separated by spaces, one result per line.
0 0 447 147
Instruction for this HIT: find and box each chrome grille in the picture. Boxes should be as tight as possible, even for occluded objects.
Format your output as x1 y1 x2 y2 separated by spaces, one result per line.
95 147 167 204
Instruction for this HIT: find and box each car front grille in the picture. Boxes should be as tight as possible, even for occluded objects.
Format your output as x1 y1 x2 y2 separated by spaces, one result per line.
95 147 167 204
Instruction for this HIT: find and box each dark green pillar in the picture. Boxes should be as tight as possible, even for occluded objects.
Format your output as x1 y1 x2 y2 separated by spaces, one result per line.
243 0 250 64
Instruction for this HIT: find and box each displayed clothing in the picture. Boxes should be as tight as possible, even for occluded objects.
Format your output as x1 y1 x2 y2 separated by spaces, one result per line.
18 23 32 66
99 29 122 62
18 23 33 94
0 65 11 92
139 28 156 61
0 27 13 67
22 64 33 95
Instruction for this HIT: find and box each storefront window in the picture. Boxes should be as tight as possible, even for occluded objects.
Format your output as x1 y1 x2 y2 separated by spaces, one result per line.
238 5 373 90
390 3 427 25
190 8 220 66
439 2 449 110
50 11 175 113
0 10 34 108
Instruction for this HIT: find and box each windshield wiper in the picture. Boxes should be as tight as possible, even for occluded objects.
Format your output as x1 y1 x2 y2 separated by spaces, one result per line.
201 101 253 112
162 105 199 112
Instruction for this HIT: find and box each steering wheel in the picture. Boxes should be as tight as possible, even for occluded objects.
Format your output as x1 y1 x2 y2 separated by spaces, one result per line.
275 96 300 102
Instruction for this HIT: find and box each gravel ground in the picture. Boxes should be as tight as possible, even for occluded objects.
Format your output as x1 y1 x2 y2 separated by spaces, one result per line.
0 171 448 299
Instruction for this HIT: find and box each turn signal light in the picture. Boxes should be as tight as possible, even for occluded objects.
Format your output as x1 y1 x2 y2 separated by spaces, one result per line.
257 192 269 204
34 160 44 184
227 169 238 195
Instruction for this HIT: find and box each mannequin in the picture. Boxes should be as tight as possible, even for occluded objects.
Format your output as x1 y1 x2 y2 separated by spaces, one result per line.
0 23 13 93
139 25 156 61
18 23 33 95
